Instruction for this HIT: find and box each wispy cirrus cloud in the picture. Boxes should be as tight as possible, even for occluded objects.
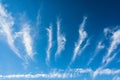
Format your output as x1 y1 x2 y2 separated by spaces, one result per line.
20 24 34 59
93 68 120 78
87 41 105 65
102 28 120 67
46 25 52 65
0 2 35 63
0 68 119 79
55 18 66 59
70 17 88 65
0 3 22 59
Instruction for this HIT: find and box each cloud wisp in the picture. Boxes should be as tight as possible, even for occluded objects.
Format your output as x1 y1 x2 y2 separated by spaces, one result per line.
20 24 34 59
55 19 66 59
87 41 105 65
113 76 120 80
0 3 22 59
0 68 119 79
0 3 35 63
102 28 120 67
46 25 53 65
93 68 120 78
70 17 88 65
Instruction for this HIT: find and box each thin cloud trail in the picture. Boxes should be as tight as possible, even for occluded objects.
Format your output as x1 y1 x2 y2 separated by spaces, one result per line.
70 17 88 65
55 18 66 59
87 41 105 65
0 68 120 79
78 39 90 55
0 3 22 59
46 25 52 65
93 68 120 78
102 48 120 68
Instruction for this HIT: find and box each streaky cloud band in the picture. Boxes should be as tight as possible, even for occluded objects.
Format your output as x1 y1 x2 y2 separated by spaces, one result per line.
0 68 119 79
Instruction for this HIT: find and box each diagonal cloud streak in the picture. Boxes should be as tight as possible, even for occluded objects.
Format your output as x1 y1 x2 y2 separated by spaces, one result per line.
0 3 22 59
55 19 66 59
70 17 88 65
21 24 34 59
46 25 52 65
87 41 105 65
102 28 120 67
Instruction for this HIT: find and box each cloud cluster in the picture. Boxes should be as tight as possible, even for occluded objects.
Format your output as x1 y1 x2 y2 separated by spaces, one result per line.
0 3 120 80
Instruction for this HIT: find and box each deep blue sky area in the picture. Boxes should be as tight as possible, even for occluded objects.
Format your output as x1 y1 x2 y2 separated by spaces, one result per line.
0 0 120 80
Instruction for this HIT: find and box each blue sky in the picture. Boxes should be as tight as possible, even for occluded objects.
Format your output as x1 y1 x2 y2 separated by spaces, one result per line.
0 0 120 80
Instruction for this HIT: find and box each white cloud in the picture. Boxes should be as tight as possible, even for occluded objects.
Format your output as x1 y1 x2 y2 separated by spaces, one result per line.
0 68 119 79
97 41 105 50
70 17 88 65
46 25 52 65
21 24 34 59
0 3 22 59
102 29 120 66
55 19 66 58
104 28 112 37
79 39 90 55
93 68 120 78
87 41 105 65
